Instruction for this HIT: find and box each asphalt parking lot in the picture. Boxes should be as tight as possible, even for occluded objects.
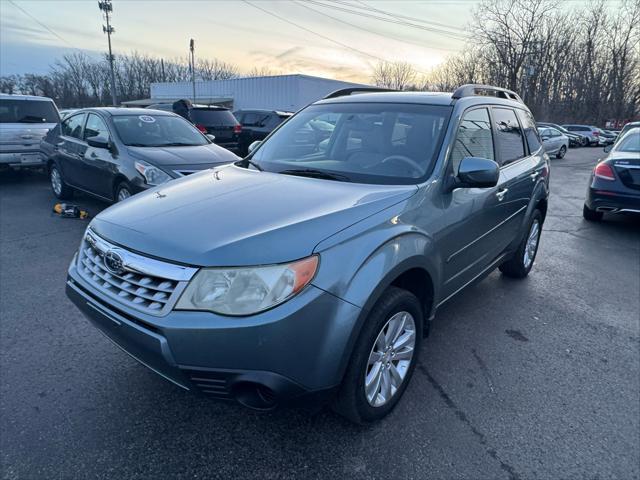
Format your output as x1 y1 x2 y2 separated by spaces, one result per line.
1 148 638 480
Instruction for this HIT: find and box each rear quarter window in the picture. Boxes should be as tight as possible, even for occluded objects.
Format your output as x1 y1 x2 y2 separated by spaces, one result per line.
516 109 542 152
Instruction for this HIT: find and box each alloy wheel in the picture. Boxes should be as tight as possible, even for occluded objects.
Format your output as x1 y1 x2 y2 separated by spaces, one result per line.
364 311 416 407
523 220 540 269
117 187 131 202
51 168 62 196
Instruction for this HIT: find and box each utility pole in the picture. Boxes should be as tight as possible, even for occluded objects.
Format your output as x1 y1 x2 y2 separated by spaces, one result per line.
189 38 196 103
99 0 118 106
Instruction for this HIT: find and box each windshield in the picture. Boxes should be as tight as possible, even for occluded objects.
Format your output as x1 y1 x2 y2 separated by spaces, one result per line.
248 103 452 185
0 99 59 124
613 130 640 153
112 114 209 147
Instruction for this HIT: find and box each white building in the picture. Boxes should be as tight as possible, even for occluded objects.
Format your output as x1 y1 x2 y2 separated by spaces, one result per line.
144 74 370 112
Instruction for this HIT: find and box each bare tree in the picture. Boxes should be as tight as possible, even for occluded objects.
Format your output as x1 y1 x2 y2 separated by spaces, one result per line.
197 58 238 80
371 61 417 90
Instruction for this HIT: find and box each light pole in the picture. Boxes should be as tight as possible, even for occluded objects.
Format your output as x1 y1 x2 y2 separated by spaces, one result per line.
98 0 117 106
189 38 196 103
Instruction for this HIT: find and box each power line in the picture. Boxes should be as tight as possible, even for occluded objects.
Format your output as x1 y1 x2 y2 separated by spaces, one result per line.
347 0 469 34
306 0 471 41
241 0 405 66
295 0 460 53
7 0 76 49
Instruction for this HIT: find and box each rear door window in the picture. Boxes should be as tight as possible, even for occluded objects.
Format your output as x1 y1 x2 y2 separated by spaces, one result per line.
492 107 526 166
84 114 110 140
190 109 238 126
516 110 541 152
0 99 59 124
61 113 86 139
450 107 495 173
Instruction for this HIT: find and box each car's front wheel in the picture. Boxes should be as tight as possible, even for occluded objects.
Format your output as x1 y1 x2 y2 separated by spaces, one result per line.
49 163 74 200
556 145 566 159
332 287 423 424
114 182 133 202
500 210 543 278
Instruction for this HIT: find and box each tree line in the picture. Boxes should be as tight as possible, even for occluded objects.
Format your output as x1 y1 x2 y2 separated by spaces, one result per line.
1 0 638 125
0 52 265 108
372 0 640 125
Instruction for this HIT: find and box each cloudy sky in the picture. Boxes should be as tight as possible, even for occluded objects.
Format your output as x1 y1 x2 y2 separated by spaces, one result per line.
0 0 482 82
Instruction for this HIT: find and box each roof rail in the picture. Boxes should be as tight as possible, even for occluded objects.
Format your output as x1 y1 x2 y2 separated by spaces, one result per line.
452 84 523 103
323 87 396 100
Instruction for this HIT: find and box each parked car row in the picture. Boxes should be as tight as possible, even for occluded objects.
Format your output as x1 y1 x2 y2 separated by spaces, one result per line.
144 100 293 156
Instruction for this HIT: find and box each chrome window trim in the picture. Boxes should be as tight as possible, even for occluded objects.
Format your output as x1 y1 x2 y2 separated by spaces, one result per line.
85 228 197 282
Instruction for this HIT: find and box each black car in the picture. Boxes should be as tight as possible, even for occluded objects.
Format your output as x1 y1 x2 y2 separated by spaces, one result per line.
42 108 239 202
583 127 640 221
536 122 587 147
147 102 241 153
233 109 292 156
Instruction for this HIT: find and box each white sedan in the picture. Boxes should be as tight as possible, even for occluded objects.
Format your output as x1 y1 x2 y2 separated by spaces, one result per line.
538 127 570 159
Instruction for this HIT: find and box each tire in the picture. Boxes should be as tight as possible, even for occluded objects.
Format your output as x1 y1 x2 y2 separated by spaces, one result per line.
581 137 589 147
49 163 74 200
332 287 423 424
583 204 603 222
114 182 133 202
499 210 543 279
556 145 566 159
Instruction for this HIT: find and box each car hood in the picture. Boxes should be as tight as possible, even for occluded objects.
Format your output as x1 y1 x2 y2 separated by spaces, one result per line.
127 143 239 168
91 165 418 266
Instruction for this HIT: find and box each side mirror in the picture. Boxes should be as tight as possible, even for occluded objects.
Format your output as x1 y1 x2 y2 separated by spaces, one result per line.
248 140 261 154
86 136 110 149
541 135 550 140
455 157 500 189
603 144 612 153
206 134 216 142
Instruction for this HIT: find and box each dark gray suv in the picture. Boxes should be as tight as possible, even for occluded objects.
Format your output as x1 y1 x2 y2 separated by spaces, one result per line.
66 85 550 423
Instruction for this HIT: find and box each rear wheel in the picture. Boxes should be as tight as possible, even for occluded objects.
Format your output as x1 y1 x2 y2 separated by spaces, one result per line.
556 145 566 159
500 210 542 278
583 204 603 222
49 164 74 199
332 287 423 424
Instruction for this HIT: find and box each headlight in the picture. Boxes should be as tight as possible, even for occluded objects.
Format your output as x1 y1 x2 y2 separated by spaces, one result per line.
176 255 319 315
134 160 171 186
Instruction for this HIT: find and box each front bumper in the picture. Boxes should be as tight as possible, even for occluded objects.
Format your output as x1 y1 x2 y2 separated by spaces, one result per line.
66 259 360 409
0 150 45 168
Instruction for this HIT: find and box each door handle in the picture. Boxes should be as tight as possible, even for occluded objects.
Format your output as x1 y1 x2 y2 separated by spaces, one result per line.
496 188 508 201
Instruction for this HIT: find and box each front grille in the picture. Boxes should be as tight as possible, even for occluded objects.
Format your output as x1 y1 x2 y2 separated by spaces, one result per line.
77 230 196 316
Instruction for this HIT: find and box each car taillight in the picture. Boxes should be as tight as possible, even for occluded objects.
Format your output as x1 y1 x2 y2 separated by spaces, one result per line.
594 162 615 181
196 124 207 133
593 131 600 136
234 124 242 134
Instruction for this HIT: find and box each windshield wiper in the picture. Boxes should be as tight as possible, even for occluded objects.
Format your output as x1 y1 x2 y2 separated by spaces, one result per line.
157 142 197 147
278 168 350 182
